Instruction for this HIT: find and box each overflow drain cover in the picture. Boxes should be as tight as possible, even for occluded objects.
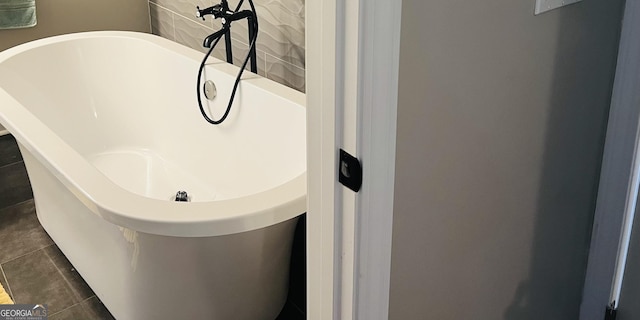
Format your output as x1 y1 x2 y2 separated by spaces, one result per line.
204 80 217 100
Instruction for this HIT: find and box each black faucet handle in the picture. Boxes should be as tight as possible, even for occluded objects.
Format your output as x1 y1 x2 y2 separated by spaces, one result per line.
196 5 223 21
196 4 221 21
196 6 206 20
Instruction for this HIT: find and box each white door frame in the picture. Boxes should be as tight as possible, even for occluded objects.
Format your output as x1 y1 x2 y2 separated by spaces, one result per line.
306 0 402 319
306 0 339 317
580 0 640 318
350 0 402 318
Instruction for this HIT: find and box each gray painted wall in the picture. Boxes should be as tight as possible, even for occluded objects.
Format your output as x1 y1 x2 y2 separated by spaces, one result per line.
390 0 624 319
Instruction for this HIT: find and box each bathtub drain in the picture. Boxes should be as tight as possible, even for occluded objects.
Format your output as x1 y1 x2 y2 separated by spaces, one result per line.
175 191 190 202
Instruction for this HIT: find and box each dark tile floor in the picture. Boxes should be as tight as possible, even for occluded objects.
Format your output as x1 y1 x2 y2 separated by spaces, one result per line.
0 134 114 319
0 134 305 319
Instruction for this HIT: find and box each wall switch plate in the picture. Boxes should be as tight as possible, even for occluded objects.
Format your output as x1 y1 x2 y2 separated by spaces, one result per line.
535 0 582 15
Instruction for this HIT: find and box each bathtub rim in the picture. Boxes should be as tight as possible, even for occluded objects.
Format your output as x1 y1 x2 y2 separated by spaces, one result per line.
0 31 307 237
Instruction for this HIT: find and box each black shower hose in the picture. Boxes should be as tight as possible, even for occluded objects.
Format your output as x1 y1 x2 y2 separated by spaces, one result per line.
196 0 258 125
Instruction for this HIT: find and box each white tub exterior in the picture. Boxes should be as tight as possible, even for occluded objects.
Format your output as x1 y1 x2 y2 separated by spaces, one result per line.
0 31 306 320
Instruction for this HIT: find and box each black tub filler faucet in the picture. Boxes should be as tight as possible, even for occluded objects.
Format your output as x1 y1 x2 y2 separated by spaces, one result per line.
196 0 258 73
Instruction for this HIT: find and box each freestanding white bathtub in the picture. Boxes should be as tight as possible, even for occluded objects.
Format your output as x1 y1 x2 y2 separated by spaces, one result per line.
0 31 306 320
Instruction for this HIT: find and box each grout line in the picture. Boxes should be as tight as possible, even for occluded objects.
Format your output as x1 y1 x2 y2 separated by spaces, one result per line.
0 198 34 214
262 50 267 76
0 244 53 266
264 52 305 73
290 302 306 316
81 295 96 304
151 2 212 30
146 1 152 34
44 247 86 303
262 52 305 91
47 297 100 318
0 265 15 302
48 302 79 317
263 50 269 77
0 159 25 171
171 10 177 41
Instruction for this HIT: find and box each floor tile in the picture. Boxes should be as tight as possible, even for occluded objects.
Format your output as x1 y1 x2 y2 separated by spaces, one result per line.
43 245 95 302
49 304 90 320
0 162 32 209
1 248 77 314
0 265 13 302
288 215 306 311
0 200 53 264
81 296 115 320
0 135 22 168
276 300 305 320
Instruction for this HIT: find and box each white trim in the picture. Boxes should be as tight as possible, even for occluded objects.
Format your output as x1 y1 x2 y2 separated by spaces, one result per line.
580 0 640 317
337 0 360 318
353 0 401 319
307 0 402 318
610 128 640 307
306 0 339 318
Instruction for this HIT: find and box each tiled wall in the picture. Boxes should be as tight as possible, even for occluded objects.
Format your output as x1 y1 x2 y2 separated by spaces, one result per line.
149 0 305 92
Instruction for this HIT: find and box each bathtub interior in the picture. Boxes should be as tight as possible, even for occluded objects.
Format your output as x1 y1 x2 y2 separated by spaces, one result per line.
0 35 305 203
